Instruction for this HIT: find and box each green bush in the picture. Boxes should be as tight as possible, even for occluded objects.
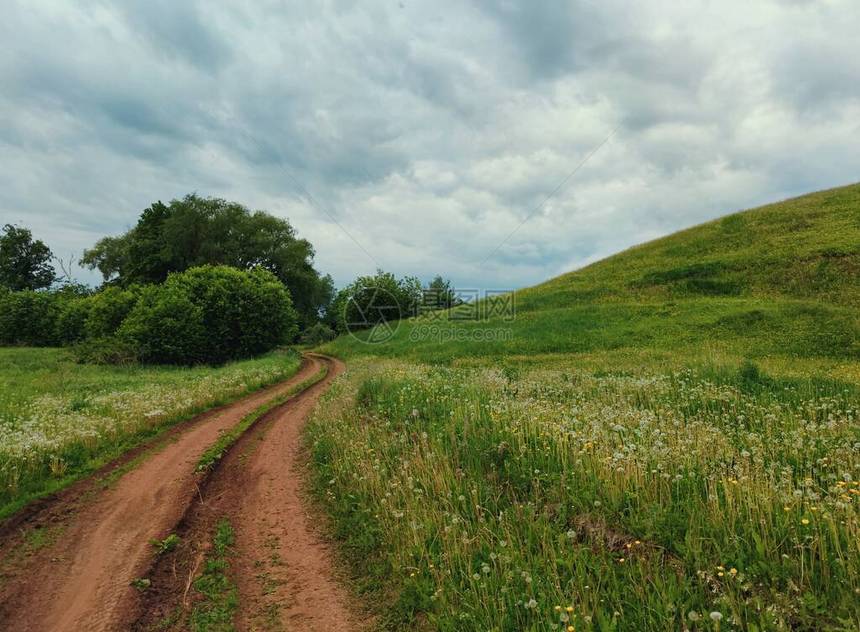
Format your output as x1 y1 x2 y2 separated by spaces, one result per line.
0 290 60 346
71 335 139 365
119 265 298 365
119 284 207 364
55 297 92 344
85 286 138 338
299 322 337 345
1 265 299 365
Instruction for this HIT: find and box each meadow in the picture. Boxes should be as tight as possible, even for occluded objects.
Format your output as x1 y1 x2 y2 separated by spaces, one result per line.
308 357 860 631
308 185 860 630
0 347 301 517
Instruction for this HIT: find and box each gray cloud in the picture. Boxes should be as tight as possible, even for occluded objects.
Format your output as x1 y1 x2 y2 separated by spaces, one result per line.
1 0 859 290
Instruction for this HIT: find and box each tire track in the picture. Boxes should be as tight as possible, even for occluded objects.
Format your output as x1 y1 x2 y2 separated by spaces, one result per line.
0 355 323 632
132 354 366 632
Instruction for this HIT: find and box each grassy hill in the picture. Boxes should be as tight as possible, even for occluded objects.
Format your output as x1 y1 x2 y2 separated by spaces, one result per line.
310 184 860 630
324 183 860 367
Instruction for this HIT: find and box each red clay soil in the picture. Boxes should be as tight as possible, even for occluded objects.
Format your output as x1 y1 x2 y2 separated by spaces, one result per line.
230 356 362 631
132 354 365 632
0 356 324 632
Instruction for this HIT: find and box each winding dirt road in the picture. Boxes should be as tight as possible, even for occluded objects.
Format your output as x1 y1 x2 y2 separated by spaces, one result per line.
0 354 360 632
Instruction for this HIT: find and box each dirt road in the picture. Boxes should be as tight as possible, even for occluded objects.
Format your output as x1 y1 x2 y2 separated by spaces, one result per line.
232 356 355 629
0 354 359 632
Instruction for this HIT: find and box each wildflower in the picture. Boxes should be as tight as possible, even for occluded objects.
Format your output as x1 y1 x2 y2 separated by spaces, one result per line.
709 611 723 622
801 518 810 525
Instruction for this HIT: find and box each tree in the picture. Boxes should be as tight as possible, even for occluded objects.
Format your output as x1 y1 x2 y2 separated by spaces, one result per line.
424 275 461 310
330 270 423 333
81 194 332 327
0 224 56 290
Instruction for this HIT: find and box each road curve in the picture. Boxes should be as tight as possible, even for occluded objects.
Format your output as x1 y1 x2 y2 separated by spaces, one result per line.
132 354 366 632
0 355 325 632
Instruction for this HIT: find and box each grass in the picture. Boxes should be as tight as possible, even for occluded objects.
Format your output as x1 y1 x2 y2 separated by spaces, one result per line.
0 347 302 517
308 358 860 631
190 519 238 632
308 184 860 631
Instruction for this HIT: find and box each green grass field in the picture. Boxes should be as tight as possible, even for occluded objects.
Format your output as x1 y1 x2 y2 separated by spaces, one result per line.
0 347 301 517
310 184 860 630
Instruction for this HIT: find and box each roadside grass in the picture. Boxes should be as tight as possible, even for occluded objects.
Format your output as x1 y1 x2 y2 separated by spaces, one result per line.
306 357 860 631
190 519 238 632
0 347 302 518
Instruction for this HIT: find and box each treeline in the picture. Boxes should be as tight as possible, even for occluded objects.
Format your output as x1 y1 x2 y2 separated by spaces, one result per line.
0 265 297 365
0 196 321 364
1 195 462 363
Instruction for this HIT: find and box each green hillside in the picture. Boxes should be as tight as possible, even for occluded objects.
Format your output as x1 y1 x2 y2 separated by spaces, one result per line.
324 183 860 366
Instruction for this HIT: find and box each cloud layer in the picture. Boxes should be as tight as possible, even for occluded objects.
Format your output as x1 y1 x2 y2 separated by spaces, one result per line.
2 0 859 289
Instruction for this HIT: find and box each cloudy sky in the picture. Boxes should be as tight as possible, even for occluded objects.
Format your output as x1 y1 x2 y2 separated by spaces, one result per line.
2 1 859 289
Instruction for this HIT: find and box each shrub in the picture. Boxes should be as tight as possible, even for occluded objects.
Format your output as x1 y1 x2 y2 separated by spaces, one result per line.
0 290 60 346
118 284 207 364
738 359 762 383
71 335 139 365
236 267 300 356
299 322 337 345
85 286 138 338
118 265 298 365
55 297 92 344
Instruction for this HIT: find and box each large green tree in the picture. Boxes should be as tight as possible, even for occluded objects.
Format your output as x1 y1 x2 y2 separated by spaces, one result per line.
81 195 333 327
0 224 56 290
329 269 423 333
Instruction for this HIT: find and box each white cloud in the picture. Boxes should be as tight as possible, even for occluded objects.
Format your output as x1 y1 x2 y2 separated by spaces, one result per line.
1 0 858 289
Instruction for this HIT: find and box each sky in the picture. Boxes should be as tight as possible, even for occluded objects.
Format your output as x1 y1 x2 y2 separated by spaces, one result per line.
2 0 859 290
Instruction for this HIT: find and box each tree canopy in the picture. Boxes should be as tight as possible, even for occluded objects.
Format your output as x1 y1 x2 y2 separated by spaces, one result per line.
81 194 333 327
0 224 56 291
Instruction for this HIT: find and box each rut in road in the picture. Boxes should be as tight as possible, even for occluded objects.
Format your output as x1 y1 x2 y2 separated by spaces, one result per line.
0 356 325 632
134 355 366 632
